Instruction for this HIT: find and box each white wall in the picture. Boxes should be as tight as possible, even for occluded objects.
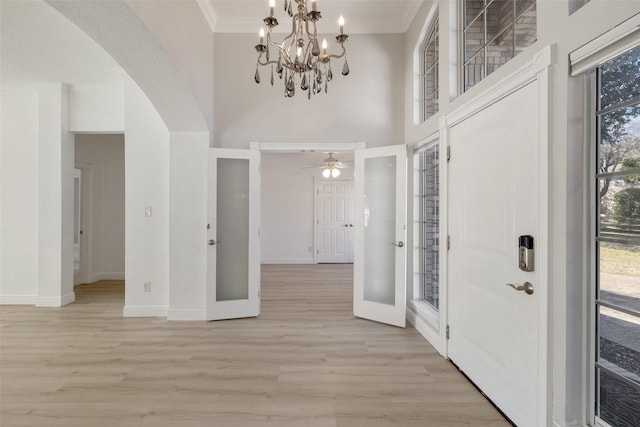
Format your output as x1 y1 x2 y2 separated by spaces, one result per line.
75 134 125 282
0 88 39 302
123 76 170 316
261 153 355 264
125 0 214 143
213 33 404 149
402 1 640 426
69 85 125 133
0 84 75 306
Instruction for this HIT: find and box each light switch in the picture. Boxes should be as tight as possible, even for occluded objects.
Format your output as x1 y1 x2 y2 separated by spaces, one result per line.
145 207 152 217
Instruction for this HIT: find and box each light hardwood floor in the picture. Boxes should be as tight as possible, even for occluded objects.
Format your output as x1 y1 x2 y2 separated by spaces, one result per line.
1 264 510 426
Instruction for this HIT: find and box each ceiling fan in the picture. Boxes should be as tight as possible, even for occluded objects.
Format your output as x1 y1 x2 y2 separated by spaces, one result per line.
321 153 345 178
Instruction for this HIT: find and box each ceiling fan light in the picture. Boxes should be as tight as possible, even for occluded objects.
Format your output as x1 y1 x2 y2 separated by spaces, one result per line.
322 168 331 178
331 168 340 178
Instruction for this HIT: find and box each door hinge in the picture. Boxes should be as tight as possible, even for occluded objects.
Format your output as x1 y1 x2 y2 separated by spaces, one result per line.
446 325 450 340
447 235 450 250
447 146 451 161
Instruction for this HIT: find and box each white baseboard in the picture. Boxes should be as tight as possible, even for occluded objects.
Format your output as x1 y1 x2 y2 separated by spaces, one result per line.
261 258 314 264
87 272 125 283
123 305 168 318
36 291 76 307
407 303 442 355
167 309 206 321
0 294 37 305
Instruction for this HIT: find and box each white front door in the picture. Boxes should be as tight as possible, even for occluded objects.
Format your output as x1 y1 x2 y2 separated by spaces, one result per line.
447 82 542 426
316 180 354 263
207 148 261 320
353 145 407 328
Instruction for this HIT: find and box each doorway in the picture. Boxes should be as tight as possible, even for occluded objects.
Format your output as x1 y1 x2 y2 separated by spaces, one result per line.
74 134 125 303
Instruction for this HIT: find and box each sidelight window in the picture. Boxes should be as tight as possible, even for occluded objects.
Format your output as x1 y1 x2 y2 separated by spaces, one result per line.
593 45 640 427
415 144 440 309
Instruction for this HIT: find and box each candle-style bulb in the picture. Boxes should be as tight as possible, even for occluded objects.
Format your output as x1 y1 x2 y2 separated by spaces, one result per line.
322 38 327 55
269 0 275 17
311 0 317 11
259 27 265 44
338 15 344 34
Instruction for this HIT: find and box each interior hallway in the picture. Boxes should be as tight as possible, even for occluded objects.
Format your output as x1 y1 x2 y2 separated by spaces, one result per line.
0 265 509 426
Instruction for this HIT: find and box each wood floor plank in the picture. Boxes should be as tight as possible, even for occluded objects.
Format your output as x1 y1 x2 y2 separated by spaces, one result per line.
1 264 509 426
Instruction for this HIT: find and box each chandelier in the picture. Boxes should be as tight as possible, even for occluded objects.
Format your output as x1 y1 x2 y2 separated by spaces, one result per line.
254 0 349 99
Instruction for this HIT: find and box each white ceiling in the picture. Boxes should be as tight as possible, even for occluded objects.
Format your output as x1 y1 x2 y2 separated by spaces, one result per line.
0 0 422 87
0 0 123 86
207 0 424 33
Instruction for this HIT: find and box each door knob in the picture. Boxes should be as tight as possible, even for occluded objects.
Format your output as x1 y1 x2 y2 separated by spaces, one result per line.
391 241 404 248
208 239 216 246
505 282 534 295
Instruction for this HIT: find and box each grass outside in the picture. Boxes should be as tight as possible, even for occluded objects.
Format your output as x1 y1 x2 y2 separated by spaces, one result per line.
601 246 640 277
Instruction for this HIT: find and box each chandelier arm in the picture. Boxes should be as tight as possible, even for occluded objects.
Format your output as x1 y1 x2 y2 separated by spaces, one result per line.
323 44 346 60
257 56 281 67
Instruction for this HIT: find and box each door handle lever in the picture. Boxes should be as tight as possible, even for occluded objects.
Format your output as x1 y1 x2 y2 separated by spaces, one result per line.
391 241 404 248
505 282 534 295
208 239 216 246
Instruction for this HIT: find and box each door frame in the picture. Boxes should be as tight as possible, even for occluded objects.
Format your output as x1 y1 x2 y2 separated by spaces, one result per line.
251 141 366 267
314 177 355 264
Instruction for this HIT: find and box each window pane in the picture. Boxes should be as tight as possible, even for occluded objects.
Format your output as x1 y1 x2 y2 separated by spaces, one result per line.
598 242 640 316
598 304 640 377
600 46 640 111
465 50 485 90
486 25 514 78
597 368 640 427
464 12 485 62
419 146 439 309
486 0 513 43
515 0 535 16
515 1 536 54
598 180 640 245
420 17 439 123
465 0 485 28
598 105 640 175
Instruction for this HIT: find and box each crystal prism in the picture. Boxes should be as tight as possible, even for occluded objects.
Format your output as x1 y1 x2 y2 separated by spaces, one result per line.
271 66 274 86
255 68 261 84
312 39 320 56
342 59 349 76
325 79 328 94
327 66 333 82
301 74 309 90
276 58 283 78
283 0 288 11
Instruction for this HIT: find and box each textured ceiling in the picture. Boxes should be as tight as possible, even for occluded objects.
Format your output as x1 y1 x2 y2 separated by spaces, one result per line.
0 0 123 86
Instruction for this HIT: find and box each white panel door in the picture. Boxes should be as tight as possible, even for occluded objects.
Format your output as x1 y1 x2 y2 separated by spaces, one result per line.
448 82 542 426
354 145 407 328
316 180 354 263
207 148 261 320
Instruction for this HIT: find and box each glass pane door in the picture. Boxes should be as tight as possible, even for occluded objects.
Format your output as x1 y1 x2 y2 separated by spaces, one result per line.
354 145 407 327
207 148 260 320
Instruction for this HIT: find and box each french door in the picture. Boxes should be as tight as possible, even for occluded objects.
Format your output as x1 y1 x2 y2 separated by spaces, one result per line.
353 145 407 328
207 145 407 328
206 148 261 320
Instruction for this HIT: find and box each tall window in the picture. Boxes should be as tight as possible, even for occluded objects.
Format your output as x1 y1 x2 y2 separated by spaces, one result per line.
593 45 640 427
416 144 440 309
420 16 439 122
462 0 537 91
